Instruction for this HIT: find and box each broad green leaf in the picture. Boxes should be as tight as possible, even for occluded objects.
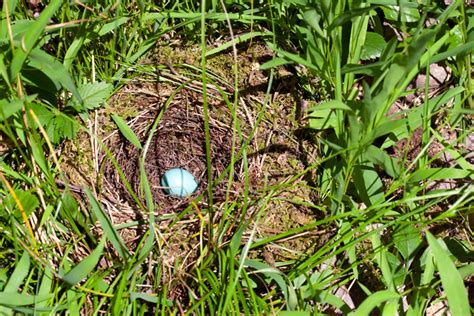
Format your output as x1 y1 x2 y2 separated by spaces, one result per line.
45 113 80 144
0 293 53 306
385 251 408 287
316 292 351 314
306 100 354 113
9 0 62 80
29 103 79 144
458 263 474 279
352 290 400 316
372 232 394 289
230 225 246 256
381 4 420 23
0 99 22 121
363 145 400 178
59 192 81 225
64 36 85 71
63 238 106 285
28 48 81 102
393 224 421 261
353 162 385 206
370 29 438 125
341 61 386 76
85 188 130 260
4 189 39 219
426 232 470 316
361 32 387 60
112 114 143 149
363 119 405 146
69 82 112 110
10 20 36 41
260 57 291 70
306 37 326 71
66 289 80 316
409 168 473 183
306 100 351 131
37 267 53 304
382 300 399 315
28 103 54 126
308 109 338 130
4 252 30 292
130 292 159 303
97 17 129 37
303 9 325 38
420 247 435 285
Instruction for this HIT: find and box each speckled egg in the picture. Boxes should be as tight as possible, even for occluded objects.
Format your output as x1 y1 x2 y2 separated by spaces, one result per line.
161 168 198 198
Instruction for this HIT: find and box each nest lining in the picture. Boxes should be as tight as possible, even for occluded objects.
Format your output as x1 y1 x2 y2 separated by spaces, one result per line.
103 85 242 212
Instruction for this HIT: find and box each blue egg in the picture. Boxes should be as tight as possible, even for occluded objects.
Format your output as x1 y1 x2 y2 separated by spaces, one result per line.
161 168 198 198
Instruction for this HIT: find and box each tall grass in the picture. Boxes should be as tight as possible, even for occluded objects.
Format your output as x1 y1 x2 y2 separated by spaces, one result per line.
0 0 472 314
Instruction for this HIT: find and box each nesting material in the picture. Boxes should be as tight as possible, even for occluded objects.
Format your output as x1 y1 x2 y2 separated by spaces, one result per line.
103 83 241 212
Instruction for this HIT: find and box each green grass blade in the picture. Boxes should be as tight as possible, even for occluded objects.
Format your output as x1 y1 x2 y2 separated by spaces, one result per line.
36 267 53 308
85 188 130 260
459 264 474 279
277 312 310 316
0 293 53 306
1 1 19 34
244 259 293 309
265 43 320 72
426 232 470 316
0 98 22 121
353 163 385 206
205 31 273 57
62 237 106 285
306 100 354 113
352 290 399 316
372 231 395 290
430 41 474 64
409 168 473 183
4 251 30 292
9 0 62 80
111 114 143 149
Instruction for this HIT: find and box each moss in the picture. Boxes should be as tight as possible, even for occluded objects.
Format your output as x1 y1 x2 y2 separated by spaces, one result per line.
148 43 200 67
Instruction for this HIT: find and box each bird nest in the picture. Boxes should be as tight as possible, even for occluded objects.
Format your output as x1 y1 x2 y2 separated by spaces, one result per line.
102 81 243 213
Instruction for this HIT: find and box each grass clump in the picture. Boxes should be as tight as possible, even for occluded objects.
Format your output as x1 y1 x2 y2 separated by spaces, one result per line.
0 0 472 315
